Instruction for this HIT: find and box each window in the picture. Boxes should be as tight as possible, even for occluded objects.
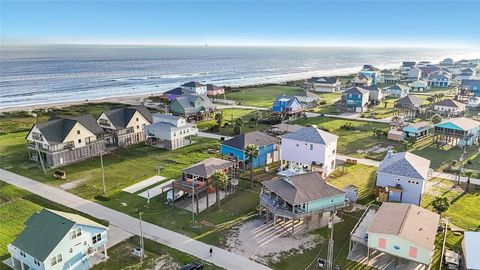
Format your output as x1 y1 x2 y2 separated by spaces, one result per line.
78 139 81 144
77 130 80 135
310 144 313 150
51 253 62 266
69 247 73 253
70 227 82 239
34 258 41 266
296 144 299 147
136 117 139 121
92 233 102 244
378 238 386 249
136 125 139 129
409 247 417 258
20 251 26 257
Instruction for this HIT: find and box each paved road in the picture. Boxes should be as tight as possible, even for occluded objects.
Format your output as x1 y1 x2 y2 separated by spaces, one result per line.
337 155 480 185
0 169 271 270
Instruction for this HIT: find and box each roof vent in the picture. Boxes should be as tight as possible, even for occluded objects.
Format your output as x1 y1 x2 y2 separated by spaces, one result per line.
386 149 394 159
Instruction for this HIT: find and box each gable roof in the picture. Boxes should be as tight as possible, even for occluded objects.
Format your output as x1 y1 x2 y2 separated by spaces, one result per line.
262 172 344 205
428 73 449 80
401 61 416 67
182 81 205 88
385 84 409 92
434 99 466 108
378 151 430 180
33 114 104 145
367 203 439 250
171 94 216 114
11 209 106 262
206 84 223 90
221 131 279 150
436 117 480 131
344 86 369 95
164 87 195 96
183 157 235 178
308 76 338 84
273 95 301 108
395 95 424 106
282 126 338 145
103 105 152 128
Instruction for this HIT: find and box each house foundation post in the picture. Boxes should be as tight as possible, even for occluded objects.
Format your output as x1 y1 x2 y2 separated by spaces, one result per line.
104 243 108 259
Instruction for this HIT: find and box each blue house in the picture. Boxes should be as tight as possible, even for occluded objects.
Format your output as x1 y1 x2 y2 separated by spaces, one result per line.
360 70 380 86
461 79 480 97
342 87 369 112
260 172 346 233
271 95 304 116
7 209 108 270
433 117 480 147
221 131 280 169
402 121 433 140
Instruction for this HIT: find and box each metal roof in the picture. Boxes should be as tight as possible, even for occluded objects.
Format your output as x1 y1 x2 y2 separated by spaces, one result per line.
282 126 338 145
378 151 431 180
221 131 279 150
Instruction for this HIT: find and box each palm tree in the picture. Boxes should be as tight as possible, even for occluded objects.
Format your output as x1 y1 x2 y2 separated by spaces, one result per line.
210 170 229 209
233 117 244 135
253 111 263 129
244 144 259 189
463 170 475 192
214 112 223 128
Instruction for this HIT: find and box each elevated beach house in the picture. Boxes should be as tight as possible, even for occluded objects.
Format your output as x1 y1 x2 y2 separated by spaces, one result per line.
260 172 345 233
427 73 450 88
380 70 399 84
400 61 416 75
408 80 428 92
144 113 198 150
349 203 439 267
362 85 384 103
404 67 422 82
168 94 216 121
280 126 338 177
304 76 341 93
271 94 304 120
432 99 466 116
220 131 280 169
163 81 208 101
338 86 369 112
7 209 108 270
352 73 373 87
97 105 152 147
171 157 237 213
26 115 105 167
375 150 431 205
394 95 424 118
294 90 319 109
402 121 432 141
433 117 480 147
460 79 480 96
384 84 409 98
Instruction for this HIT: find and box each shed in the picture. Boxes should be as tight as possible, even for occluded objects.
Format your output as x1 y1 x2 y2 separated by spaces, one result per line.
388 130 404 141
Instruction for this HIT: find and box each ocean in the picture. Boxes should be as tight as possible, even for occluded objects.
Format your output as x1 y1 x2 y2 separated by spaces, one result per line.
0 45 478 109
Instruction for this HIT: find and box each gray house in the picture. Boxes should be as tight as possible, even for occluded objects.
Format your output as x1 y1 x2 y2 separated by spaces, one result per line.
26 115 105 167
384 84 410 98
168 94 216 121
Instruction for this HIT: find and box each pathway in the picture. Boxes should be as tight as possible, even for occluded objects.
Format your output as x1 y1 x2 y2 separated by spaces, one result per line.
197 131 231 140
0 169 271 270
336 154 480 185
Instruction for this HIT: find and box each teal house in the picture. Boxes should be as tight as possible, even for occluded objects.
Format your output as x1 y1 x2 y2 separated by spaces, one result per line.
7 209 108 270
168 94 216 121
259 172 345 233
220 131 280 169
433 117 480 147
402 121 432 140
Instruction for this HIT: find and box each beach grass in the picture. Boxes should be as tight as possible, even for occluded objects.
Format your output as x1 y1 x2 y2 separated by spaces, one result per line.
196 108 270 135
225 85 304 108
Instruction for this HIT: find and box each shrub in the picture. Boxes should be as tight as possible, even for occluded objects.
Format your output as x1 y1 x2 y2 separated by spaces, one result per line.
319 100 327 105
340 123 356 130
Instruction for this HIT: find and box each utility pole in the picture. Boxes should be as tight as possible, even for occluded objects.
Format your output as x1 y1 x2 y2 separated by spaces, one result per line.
100 151 106 195
139 212 145 260
326 209 336 270
192 180 196 224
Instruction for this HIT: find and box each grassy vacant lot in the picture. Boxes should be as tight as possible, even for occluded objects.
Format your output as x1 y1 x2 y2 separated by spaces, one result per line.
92 236 222 270
196 108 270 136
363 97 397 119
422 178 480 230
309 92 342 114
271 210 373 270
225 85 304 107
328 164 377 205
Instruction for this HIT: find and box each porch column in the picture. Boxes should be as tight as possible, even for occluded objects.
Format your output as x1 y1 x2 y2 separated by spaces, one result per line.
21 261 25 270
104 243 108 259
273 215 277 227
172 187 175 206
367 247 370 263
266 210 269 222
291 218 295 233
195 192 199 214
10 257 15 268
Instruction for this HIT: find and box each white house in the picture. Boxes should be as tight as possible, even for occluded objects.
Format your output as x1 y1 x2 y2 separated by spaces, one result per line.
97 105 152 147
7 209 108 270
384 84 409 98
26 115 105 167
304 77 341 93
400 61 416 75
144 113 198 150
180 81 207 95
280 125 338 177
375 150 431 205
404 67 422 82
433 99 466 114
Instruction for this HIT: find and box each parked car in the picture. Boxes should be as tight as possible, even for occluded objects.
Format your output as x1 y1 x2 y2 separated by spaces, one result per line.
167 190 185 202
317 258 326 268
180 261 204 270
444 249 460 270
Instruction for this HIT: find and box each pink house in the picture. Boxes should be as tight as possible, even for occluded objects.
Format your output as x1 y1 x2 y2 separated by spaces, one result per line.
206 84 225 97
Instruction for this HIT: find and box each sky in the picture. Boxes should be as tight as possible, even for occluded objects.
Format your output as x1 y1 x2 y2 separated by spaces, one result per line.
1 0 480 48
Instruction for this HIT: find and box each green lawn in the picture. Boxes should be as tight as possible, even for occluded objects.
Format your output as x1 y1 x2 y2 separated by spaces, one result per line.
309 92 342 114
225 85 304 108
196 108 270 136
92 236 222 270
328 164 377 205
422 178 480 230
362 98 397 119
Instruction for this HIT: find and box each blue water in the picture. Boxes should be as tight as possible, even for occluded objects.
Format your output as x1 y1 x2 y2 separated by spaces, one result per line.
0 45 477 108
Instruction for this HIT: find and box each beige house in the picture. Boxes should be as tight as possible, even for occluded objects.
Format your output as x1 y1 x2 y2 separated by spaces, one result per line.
26 115 105 167
97 105 152 147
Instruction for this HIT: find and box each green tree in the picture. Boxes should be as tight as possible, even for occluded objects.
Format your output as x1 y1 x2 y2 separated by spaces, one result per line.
244 143 259 189
233 117 245 135
432 196 450 214
215 112 224 126
253 111 263 129
210 170 229 209
431 114 442 124
463 170 475 192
